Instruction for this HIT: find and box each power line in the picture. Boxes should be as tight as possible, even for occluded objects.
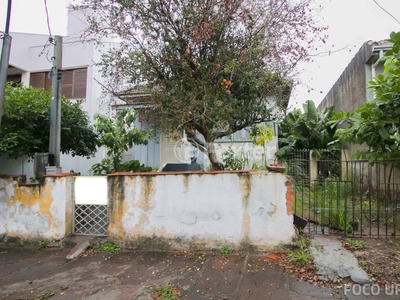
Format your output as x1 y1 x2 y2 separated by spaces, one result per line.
373 0 400 26
44 0 52 36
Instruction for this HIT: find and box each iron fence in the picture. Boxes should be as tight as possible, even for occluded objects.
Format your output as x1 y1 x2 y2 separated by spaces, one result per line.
280 150 400 238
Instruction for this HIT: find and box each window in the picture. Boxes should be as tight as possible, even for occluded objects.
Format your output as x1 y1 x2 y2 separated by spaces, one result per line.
30 68 87 99
7 74 22 86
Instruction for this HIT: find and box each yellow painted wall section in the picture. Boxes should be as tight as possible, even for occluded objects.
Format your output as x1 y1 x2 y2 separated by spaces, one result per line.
7 184 54 227
239 173 252 207
108 177 126 240
139 176 155 211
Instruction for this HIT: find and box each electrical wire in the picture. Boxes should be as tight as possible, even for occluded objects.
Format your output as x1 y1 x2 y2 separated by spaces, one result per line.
373 0 400 25
38 37 55 62
44 0 52 37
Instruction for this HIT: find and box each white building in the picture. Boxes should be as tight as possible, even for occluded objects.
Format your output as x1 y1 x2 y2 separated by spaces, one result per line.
0 10 112 179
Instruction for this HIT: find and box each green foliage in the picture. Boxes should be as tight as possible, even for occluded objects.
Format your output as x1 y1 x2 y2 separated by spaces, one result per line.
91 158 153 175
286 249 312 267
220 245 233 254
277 100 339 158
221 146 245 170
286 235 312 267
74 0 326 169
153 283 181 300
90 109 151 175
0 84 98 159
359 260 368 270
249 123 274 146
293 236 308 250
38 239 51 249
332 31 400 164
91 241 122 252
31 237 54 250
34 289 56 300
345 238 365 250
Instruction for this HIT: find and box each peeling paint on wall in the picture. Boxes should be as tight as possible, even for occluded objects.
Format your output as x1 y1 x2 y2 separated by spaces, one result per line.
285 177 294 215
139 176 154 211
0 175 73 243
107 176 126 240
107 171 295 250
267 202 277 217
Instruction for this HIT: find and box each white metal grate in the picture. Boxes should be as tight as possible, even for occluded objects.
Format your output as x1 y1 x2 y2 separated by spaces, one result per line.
74 204 108 236
73 176 108 236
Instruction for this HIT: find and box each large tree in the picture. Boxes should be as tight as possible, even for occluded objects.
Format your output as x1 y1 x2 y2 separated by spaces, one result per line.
0 84 98 160
73 0 326 169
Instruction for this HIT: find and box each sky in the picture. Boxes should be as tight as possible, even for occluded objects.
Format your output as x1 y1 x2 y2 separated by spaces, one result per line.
0 0 68 36
291 0 400 110
1 0 400 110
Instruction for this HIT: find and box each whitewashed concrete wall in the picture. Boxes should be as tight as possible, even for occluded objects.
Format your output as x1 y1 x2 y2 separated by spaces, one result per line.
108 171 295 250
0 175 73 244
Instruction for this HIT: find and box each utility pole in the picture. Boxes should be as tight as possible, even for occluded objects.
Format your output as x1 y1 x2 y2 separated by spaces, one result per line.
48 35 62 172
0 0 12 126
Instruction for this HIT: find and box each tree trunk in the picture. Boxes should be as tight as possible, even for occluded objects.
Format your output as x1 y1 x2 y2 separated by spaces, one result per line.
185 129 224 170
207 141 224 170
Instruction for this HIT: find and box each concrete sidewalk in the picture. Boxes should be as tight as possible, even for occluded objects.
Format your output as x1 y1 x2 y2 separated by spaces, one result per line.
0 239 397 300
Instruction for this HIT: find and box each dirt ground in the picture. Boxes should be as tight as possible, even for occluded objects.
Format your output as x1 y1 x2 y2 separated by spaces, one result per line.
278 234 400 289
345 238 400 286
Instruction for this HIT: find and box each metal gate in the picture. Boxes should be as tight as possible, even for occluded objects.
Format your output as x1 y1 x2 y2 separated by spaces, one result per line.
73 176 108 236
280 150 400 238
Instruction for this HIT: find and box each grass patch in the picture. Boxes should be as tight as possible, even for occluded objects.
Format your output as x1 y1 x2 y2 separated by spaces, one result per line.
286 249 312 267
345 238 365 250
91 241 122 252
34 289 56 300
220 245 233 254
286 234 313 267
153 282 181 300
31 238 54 251
358 260 368 270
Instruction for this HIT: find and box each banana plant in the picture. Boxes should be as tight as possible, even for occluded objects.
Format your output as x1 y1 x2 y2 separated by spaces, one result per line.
276 100 339 158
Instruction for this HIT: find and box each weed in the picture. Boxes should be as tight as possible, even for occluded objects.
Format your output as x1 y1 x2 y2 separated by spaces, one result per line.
358 261 368 270
31 238 54 250
345 238 365 250
392 268 400 276
286 249 312 267
371 267 383 278
220 245 233 254
91 241 122 252
38 239 51 249
294 236 308 250
153 282 180 300
34 289 56 300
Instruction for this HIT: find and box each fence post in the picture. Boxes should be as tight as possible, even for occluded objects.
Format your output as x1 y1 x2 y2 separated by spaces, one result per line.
341 149 349 181
309 150 318 181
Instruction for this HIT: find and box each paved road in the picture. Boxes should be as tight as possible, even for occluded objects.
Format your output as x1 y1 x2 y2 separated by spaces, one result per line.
0 242 397 300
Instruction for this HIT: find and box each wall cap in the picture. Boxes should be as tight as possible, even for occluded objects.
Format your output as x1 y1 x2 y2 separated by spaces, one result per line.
107 170 259 176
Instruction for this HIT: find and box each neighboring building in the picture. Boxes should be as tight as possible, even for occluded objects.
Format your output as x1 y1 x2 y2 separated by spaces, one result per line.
0 9 112 179
317 40 392 158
